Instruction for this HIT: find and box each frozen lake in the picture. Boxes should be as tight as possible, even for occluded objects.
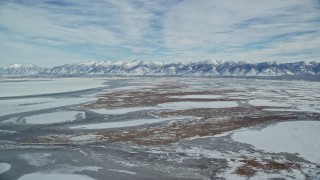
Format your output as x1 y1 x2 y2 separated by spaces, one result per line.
0 78 108 98
0 77 319 180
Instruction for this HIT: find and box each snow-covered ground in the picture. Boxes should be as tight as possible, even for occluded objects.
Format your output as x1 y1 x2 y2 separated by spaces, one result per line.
0 78 107 98
232 121 320 164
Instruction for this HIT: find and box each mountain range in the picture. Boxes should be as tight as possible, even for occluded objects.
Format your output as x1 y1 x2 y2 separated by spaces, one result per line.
1 60 319 78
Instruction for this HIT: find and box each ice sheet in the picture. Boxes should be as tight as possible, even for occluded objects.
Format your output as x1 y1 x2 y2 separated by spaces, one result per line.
0 78 107 98
24 111 84 125
69 116 193 130
18 173 96 180
232 121 320 163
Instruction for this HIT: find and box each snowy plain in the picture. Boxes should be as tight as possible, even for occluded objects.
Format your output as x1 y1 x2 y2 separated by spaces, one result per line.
232 121 320 164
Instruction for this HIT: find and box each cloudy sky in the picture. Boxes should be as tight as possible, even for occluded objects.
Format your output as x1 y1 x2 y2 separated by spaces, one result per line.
0 0 319 66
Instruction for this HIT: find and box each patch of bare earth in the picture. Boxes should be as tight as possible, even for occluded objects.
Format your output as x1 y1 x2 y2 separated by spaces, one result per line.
234 158 300 177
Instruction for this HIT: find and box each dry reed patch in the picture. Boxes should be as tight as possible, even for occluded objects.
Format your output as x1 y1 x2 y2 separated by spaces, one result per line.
234 158 300 177
25 135 69 144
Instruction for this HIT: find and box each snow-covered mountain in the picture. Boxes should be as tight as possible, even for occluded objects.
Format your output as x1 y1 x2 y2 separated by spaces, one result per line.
1 60 319 77
0 64 47 75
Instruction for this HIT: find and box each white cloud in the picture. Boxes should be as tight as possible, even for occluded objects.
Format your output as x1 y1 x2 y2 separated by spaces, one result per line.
0 0 319 66
163 0 320 62
0 3 120 46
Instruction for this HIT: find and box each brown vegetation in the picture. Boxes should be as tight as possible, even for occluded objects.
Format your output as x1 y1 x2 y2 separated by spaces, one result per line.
24 135 69 144
84 82 236 109
234 158 300 177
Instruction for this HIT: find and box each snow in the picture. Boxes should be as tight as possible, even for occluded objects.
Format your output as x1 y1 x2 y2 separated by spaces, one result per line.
232 121 320 164
263 108 320 113
159 101 238 110
113 85 154 91
90 107 156 115
69 116 193 130
0 97 95 117
0 78 107 98
169 95 224 99
248 99 289 107
70 135 99 141
0 163 11 174
19 153 55 166
18 173 96 180
0 129 15 133
108 169 136 174
24 111 84 125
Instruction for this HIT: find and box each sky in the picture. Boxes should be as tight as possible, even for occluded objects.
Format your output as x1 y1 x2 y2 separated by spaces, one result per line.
0 0 320 67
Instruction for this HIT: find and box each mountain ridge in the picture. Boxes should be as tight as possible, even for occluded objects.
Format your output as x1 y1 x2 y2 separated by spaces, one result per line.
1 60 319 77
